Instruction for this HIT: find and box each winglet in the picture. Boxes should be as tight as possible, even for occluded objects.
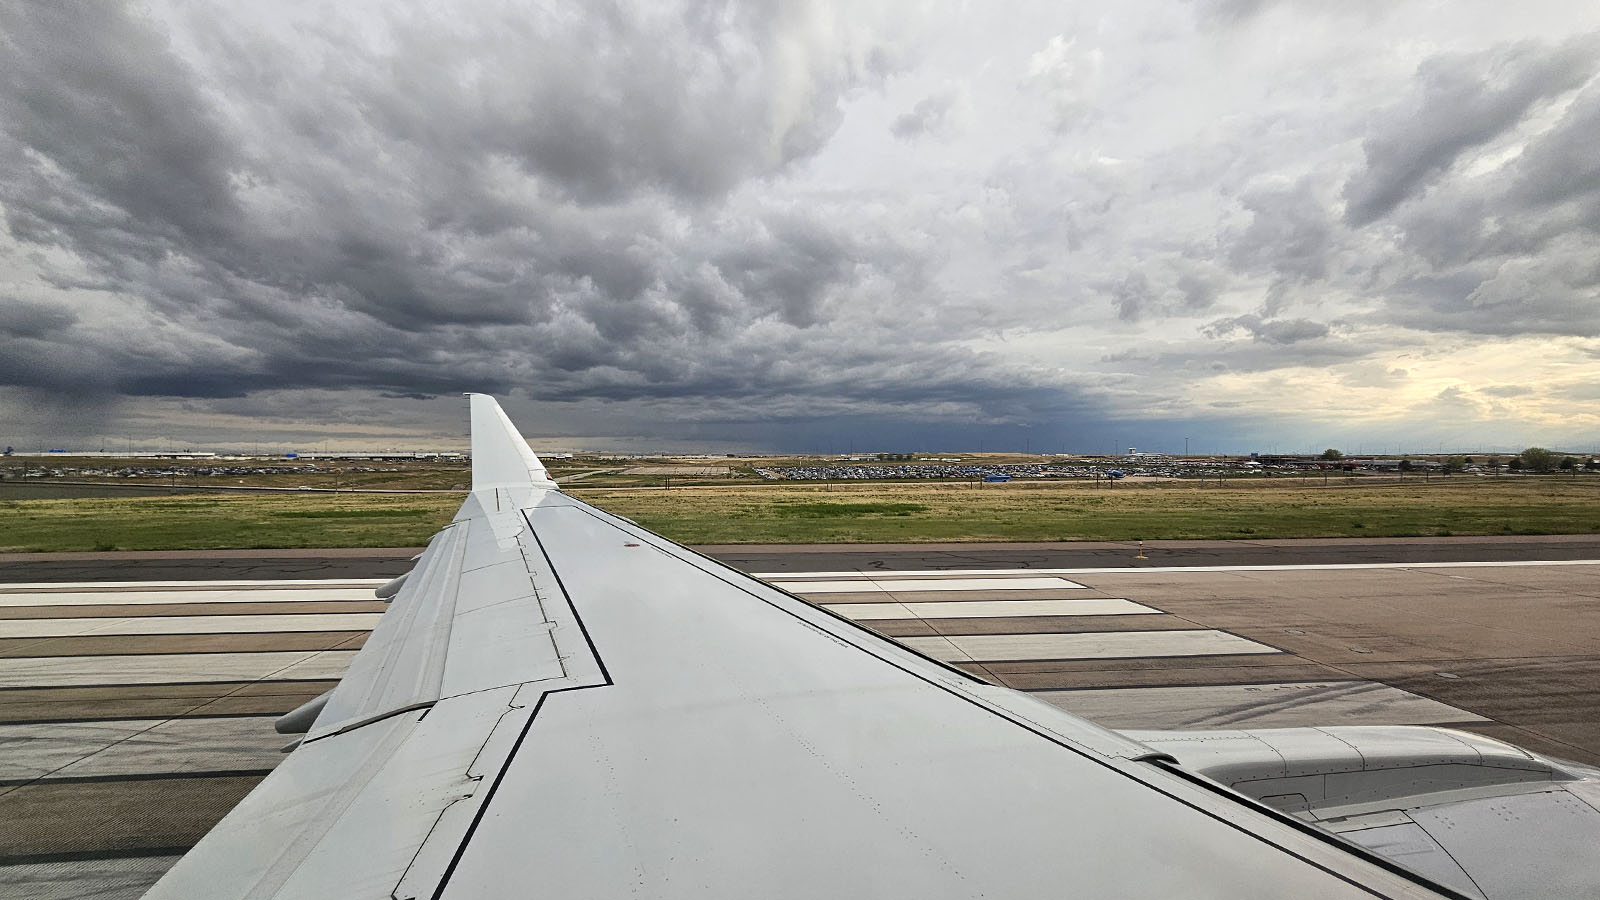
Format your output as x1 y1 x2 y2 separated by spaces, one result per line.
467 394 557 491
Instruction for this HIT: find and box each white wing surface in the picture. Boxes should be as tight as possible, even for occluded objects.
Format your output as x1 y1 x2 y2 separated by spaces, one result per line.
144 395 1454 899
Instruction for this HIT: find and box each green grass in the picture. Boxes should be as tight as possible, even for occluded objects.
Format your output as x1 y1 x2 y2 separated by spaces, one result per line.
777 502 930 517
2 478 1598 551
270 506 434 519
0 494 460 552
581 479 1600 544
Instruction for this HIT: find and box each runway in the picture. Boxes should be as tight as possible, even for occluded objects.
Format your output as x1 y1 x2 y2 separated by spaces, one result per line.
2 540 1599 897
709 534 1600 574
6 533 1600 582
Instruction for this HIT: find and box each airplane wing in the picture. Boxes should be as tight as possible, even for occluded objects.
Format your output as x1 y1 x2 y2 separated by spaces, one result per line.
143 394 1454 899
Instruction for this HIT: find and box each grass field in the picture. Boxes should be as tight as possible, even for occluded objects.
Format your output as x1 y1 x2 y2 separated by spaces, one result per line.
593 479 1600 544
2 478 1598 552
0 494 463 552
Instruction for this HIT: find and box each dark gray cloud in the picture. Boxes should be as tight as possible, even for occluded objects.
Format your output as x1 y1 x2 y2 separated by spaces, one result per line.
1111 272 1154 322
1175 273 1218 311
1190 0 1276 27
1189 0 1393 32
1 2 1596 452
1342 33 1600 226
1230 177 1334 281
1367 69 1600 340
344 4 876 206
0 6 242 254
891 92 958 140
0 2 905 407
0 300 74 339
1380 245 1600 339
1506 85 1600 212
1204 314 1331 345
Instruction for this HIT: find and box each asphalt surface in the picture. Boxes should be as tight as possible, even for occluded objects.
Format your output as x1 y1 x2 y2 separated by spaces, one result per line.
705 534 1600 574
4 540 1600 898
5 534 1600 582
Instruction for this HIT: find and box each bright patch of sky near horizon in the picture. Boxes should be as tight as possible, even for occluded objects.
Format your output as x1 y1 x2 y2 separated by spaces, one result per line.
0 1 1597 455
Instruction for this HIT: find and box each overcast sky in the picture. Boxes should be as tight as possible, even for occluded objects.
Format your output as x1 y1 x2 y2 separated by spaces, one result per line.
2 2 1597 455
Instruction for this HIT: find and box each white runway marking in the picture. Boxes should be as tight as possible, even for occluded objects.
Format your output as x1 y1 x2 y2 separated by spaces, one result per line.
0 579 386 592
0 650 357 688
1039 682 1488 730
0 613 384 639
0 588 380 607
775 576 1086 594
756 559 1600 579
755 568 1096 579
903 630 1280 663
823 598 1155 620
0 856 183 900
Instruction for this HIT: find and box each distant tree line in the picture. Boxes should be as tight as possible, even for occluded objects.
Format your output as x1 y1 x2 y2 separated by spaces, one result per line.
1508 447 1587 473
1316 446 1592 474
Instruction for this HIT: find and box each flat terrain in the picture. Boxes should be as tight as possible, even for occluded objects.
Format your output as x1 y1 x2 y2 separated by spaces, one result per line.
0 494 460 552
596 478 1600 543
2 549 1598 897
0 454 750 494
3 478 1599 551
5 534 1600 582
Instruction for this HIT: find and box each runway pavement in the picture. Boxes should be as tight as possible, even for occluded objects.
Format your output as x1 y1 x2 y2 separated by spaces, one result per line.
709 534 1600 574
6 534 1600 583
2 540 1599 897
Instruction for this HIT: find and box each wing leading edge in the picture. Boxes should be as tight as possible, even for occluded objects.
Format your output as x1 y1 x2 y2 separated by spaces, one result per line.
144 395 1452 899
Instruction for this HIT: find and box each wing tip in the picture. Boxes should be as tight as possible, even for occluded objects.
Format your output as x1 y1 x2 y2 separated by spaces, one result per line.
468 394 557 491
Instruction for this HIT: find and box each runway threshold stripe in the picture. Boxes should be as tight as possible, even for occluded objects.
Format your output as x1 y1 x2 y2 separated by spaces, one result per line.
902 629 1281 663
0 601 388 620
823 598 1155 620
1037 681 1488 730
0 580 387 592
0 589 380 607
759 559 1600 579
0 613 383 639
755 568 1101 579
774 576 1087 593
0 650 357 689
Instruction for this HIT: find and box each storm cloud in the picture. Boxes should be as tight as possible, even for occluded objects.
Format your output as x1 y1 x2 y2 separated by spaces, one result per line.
1342 33 1600 226
1 1 1597 453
